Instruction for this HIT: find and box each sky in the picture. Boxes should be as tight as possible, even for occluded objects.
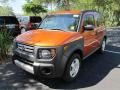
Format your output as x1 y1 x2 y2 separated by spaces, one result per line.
1 0 55 15
8 0 26 14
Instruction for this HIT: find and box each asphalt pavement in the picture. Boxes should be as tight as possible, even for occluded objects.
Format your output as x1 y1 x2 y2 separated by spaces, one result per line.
0 29 120 90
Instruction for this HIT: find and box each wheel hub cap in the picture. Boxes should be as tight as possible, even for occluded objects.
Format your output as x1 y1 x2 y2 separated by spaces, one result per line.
70 58 80 78
102 40 106 51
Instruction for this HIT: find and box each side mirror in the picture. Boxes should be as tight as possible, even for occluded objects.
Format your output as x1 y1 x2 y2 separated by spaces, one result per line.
84 25 94 30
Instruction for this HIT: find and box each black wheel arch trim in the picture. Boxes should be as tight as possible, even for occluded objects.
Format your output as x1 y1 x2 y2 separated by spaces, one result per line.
58 39 84 76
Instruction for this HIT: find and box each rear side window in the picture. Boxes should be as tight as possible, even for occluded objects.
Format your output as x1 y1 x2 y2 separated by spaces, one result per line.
0 18 4 25
30 17 42 23
4 17 19 24
95 13 104 26
83 14 95 26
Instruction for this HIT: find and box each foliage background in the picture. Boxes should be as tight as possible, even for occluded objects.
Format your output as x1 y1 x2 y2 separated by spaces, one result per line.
22 0 120 27
0 0 14 15
0 28 12 63
0 0 120 27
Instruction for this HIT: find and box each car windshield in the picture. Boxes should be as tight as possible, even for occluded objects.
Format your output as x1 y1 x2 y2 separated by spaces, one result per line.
39 14 80 32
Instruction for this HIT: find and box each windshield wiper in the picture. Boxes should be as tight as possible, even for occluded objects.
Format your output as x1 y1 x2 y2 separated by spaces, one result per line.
38 28 65 31
51 28 65 31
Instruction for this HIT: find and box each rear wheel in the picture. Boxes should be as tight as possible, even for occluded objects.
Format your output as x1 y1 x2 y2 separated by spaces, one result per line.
63 53 81 82
97 39 106 54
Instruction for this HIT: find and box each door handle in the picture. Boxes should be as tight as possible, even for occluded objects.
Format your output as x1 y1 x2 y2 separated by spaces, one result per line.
94 30 98 35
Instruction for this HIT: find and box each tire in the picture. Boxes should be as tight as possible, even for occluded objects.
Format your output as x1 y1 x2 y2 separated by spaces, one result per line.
63 53 82 82
97 38 106 54
21 28 26 34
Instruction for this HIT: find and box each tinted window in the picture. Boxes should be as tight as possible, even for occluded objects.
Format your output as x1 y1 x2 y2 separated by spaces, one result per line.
17 16 42 23
0 18 4 25
4 17 18 24
83 14 95 26
30 17 42 23
0 16 18 25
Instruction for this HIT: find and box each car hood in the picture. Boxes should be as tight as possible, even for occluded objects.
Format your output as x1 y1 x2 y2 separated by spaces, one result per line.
16 29 82 46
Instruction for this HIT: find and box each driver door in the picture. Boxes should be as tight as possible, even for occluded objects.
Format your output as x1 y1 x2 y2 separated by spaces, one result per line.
81 14 98 57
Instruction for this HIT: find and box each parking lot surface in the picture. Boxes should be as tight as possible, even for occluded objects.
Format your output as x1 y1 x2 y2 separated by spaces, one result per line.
0 29 120 90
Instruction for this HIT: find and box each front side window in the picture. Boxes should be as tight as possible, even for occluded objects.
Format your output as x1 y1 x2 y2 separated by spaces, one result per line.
83 14 95 26
39 14 80 32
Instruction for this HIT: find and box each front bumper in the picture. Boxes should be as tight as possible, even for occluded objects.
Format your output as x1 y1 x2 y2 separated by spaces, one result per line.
12 55 56 78
12 44 66 78
14 59 34 74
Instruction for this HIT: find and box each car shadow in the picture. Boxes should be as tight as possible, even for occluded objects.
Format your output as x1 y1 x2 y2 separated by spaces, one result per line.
35 45 120 89
0 45 120 89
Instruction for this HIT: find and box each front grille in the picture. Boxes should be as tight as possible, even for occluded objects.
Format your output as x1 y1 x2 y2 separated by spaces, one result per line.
17 43 34 53
14 55 33 66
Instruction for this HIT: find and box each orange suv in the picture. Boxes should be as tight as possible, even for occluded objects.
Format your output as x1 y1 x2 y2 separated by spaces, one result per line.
12 10 107 82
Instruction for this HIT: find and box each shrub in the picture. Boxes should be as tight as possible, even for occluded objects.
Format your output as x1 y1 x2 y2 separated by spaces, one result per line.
0 28 12 63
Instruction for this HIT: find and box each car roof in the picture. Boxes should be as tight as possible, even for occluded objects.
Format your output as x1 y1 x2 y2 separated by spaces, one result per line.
49 10 99 15
49 10 81 15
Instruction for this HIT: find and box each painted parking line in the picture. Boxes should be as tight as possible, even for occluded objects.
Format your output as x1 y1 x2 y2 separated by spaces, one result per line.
105 50 120 54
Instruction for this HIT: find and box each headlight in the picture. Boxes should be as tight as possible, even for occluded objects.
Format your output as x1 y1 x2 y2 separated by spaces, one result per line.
38 49 56 59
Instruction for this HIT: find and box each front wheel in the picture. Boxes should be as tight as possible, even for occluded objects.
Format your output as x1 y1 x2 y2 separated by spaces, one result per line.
63 54 81 82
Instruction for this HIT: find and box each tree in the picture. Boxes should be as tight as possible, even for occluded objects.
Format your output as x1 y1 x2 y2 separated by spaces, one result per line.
23 1 47 15
0 6 14 16
32 0 71 10
24 0 120 26
32 0 93 10
0 0 14 16
93 0 120 26
32 0 56 10
0 0 15 4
